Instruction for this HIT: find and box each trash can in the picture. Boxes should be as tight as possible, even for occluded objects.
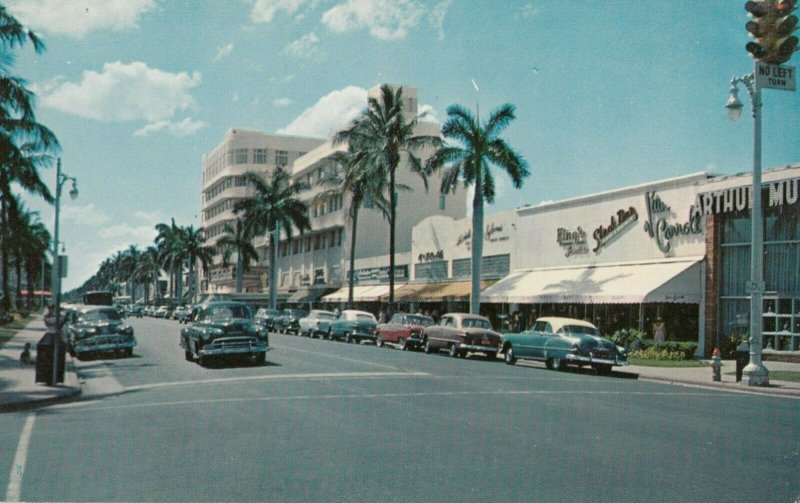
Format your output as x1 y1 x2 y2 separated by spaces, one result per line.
734 341 750 383
35 331 65 385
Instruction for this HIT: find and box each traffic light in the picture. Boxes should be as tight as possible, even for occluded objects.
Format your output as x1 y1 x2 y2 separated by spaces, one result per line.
745 0 798 64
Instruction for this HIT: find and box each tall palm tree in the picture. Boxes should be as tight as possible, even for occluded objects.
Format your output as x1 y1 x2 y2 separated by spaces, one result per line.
426 103 529 314
313 149 389 309
155 219 182 300
217 218 258 294
234 168 310 310
176 225 214 304
333 84 440 317
134 245 160 303
0 8 59 310
7 196 49 309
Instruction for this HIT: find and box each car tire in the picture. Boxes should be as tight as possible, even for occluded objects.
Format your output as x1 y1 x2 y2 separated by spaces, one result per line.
250 352 266 366
327 328 332 340
125 348 134 358
424 339 434 354
345 333 352 344
548 357 564 371
398 338 407 351
449 344 459 358
376 336 384 348
184 350 194 362
485 351 497 361
595 363 612 375
504 347 517 365
198 355 210 367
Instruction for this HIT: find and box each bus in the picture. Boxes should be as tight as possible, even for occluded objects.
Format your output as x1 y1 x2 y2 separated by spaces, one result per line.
83 291 114 306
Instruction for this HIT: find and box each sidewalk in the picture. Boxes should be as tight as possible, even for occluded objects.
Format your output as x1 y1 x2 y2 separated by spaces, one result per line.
0 314 82 413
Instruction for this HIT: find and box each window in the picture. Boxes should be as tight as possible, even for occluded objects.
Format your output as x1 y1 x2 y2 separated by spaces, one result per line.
253 148 268 164
276 150 288 167
235 148 248 164
439 194 446 211
225 149 235 166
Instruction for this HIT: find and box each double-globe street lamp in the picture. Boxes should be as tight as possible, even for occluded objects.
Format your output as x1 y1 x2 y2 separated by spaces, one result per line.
49 157 78 386
724 68 770 387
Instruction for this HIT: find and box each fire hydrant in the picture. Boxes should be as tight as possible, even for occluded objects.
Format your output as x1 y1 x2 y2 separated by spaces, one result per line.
711 347 722 382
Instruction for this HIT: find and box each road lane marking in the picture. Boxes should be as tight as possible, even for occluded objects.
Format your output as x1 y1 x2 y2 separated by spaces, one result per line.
63 389 716 413
5 413 35 503
270 344 402 370
123 371 431 392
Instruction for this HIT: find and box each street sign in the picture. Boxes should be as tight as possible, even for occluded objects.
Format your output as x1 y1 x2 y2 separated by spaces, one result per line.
59 255 68 278
756 62 796 90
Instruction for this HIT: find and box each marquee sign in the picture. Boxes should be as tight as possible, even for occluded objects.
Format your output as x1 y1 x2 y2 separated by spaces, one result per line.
694 177 800 216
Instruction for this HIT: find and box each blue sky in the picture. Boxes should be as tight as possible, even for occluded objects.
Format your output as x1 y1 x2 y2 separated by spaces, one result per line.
7 0 800 291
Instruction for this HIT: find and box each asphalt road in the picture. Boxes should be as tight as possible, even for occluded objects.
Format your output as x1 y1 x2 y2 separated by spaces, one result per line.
3 316 800 502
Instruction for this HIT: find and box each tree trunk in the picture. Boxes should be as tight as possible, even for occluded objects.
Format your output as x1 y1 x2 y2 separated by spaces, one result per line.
348 209 359 310
471 168 484 315
0 197 10 310
236 254 243 293
388 164 396 319
268 227 279 310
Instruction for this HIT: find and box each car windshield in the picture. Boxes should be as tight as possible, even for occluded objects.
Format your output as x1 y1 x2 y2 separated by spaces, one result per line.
80 309 121 322
317 313 336 320
462 318 491 329
206 306 250 319
406 315 434 326
561 325 600 336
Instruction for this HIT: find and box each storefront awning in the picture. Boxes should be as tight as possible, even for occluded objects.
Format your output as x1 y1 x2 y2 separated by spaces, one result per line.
481 257 704 305
383 280 497 302
286 287 333 303
322 284 391 302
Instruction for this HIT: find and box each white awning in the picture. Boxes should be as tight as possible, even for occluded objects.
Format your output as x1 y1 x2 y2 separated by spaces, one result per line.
481 257 704 305
322 284 392 302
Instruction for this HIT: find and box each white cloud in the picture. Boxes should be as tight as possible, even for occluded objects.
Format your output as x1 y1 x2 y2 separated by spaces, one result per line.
322 0 425 40
134 118 208 138
429 0 452 41
278 86 367 138
521 3 540 19
35 61 202 123
6 0 156 39
250 0 306 23
132 210 163 222
214 43 234 61
61 203 111 226
282 32 320 58
99 223 158 243
273 97 292 107
418 103 439 123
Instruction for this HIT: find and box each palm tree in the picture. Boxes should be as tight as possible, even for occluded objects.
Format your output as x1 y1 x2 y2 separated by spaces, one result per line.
7 196 49 309
234 168 310 310
176 225 214 304
426 103 529 314
0 8 59 310
216 218 258 293
134 246 160 303
155 219 182 300
333 84 440 317
313 149 389 309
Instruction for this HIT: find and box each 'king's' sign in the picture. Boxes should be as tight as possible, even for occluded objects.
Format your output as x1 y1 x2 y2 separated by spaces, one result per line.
756 62 796 91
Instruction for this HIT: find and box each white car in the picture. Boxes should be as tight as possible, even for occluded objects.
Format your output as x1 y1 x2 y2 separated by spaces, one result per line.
298 309 338 337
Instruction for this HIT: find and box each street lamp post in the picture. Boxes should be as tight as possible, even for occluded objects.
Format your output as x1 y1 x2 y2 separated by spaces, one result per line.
724 62 769 386
49 157 78 386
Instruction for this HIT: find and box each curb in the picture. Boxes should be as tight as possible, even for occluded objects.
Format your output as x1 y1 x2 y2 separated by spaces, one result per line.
636 374 800 399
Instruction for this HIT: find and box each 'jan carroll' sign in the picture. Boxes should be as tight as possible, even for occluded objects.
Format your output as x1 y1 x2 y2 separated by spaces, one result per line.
643 191 702 254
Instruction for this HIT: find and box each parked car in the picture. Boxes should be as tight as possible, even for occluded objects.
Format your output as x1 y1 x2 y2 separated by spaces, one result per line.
298 309 338 337
180 301 270 367
153 305 170 318
375 312 435 350
274 308 308 335
422 313 501 359
173 305 189 322
499 317 628 375
318 309 378 343
128 305 143 318
253 308 281 331
65 306 136 360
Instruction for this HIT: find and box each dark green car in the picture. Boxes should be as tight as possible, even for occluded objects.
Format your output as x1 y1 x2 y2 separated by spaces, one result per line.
180 302 270 367
499 317 627 375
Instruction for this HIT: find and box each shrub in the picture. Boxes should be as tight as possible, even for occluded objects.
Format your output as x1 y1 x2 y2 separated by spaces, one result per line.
609 328 645 349
629 347 687 361
631 340 698 360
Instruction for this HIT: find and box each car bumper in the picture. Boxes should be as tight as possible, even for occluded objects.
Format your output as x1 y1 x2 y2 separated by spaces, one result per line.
565 354 628 366
75 339 136 353
458 342 499 352
198 342 270 356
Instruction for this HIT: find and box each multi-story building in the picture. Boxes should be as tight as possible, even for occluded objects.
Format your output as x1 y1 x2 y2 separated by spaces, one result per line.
201 129 325 292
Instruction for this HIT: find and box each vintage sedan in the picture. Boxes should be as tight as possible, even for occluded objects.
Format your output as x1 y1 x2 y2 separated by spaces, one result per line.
422 313 501 359
274 308 308 335
180 302 270 367
375 313 435 350
253 308 281 331
499 317 627 375
298 309 338 337
65 306 136 360
318 310 378 343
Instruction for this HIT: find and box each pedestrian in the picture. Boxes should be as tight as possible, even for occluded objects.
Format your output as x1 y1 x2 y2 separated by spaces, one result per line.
653 316 666 343
20 342 33 367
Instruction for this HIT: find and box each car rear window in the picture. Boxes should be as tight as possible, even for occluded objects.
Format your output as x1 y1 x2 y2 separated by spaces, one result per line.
356 314 376 322
462 318 491 329
81 309 121 322
560 325 600 336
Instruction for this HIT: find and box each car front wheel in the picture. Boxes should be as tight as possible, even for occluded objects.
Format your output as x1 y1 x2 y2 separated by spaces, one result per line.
449 344 459 358
504 347 516 365
424 339 433 354
375 336 384 347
